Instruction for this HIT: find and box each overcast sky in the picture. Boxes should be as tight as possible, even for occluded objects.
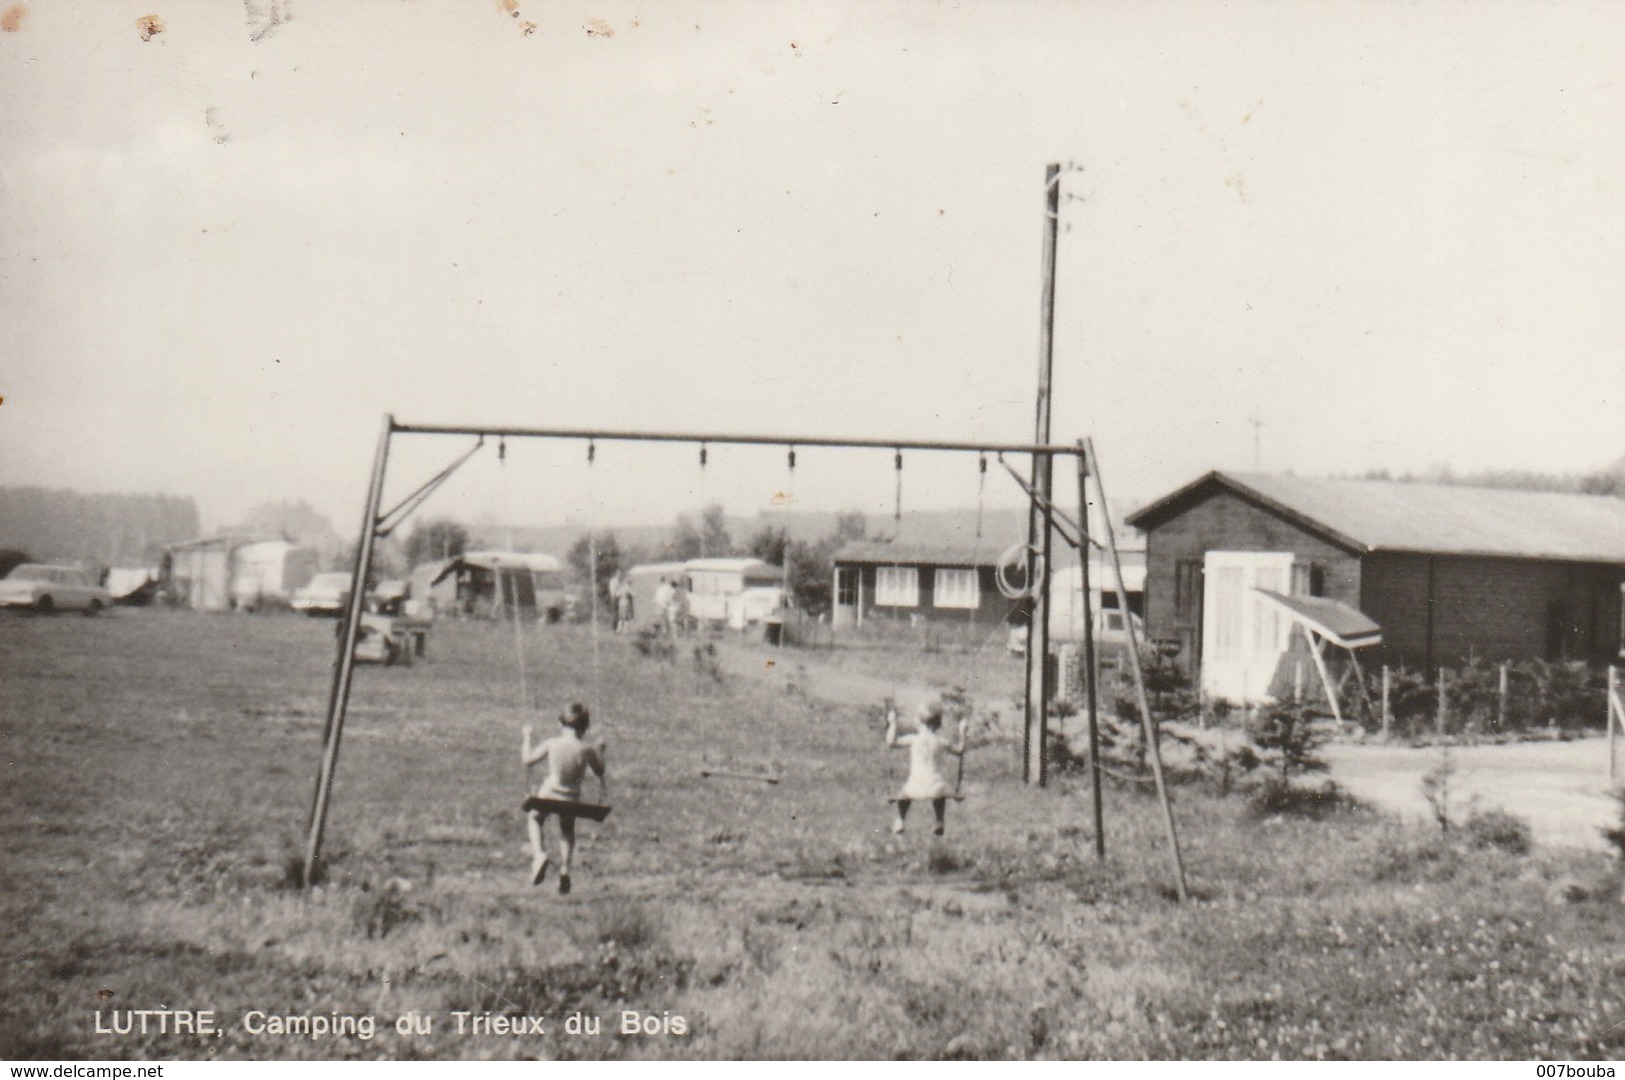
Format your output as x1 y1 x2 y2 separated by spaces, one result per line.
2 0 1621 537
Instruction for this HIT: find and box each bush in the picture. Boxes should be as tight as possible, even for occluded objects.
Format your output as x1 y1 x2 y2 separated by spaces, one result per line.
591 900 662 951
1370 830 1463 883
1463 808 1533 855
1248 701 1329 783
1367 659 1609 739
1420 748 1458 833
631 626 675 662
1602 787 1625 861
1248 778 1359 820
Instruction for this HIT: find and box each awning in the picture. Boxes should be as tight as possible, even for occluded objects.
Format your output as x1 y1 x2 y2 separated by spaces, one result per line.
1254 589 1382 649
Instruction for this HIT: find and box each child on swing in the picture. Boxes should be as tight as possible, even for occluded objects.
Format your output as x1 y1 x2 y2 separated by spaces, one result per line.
886 701 967 836
522 702 606 894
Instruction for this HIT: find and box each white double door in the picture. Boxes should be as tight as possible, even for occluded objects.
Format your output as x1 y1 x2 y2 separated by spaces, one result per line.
1201 551 1294 704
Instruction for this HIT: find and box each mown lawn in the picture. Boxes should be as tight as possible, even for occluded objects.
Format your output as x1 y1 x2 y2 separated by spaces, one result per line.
2 610 1624 1060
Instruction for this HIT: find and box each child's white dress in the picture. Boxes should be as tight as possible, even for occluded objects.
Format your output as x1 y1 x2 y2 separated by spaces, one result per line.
896 729 957 800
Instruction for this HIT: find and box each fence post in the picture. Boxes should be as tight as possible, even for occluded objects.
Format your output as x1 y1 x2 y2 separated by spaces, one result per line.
1498 662 1508 731
1381 665 1392 740
1436 667 1448 738
1610 665 1619 785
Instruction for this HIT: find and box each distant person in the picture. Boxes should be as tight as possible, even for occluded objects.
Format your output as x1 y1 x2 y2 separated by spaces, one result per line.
669 580 690 637
521 703 607 895
611 572 634 633
652 577 675 635
885 702 966 836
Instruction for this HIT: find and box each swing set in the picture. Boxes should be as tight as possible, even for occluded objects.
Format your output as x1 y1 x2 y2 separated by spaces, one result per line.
301 417 1190 901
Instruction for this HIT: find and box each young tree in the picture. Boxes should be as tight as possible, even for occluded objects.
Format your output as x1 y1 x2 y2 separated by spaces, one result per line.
747 525 786 565
1249 701 1329 784
666 516 702 561
831 510 867 545
403 518 471 567
700 503 733 557
237 499 336 545
567 531 622 603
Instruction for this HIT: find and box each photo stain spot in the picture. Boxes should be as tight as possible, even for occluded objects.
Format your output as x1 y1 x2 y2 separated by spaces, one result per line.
1 4 27 32
765 660 775 670
96 988 114 1001
136 14 165 40
584 16 612 37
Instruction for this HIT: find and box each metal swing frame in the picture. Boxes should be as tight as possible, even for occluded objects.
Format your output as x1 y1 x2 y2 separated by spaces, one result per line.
302 415 1183 896
301 417 1086 888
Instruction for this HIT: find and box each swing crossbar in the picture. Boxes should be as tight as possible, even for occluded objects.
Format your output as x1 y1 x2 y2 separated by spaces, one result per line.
522 797 612 822
391 421 1084 459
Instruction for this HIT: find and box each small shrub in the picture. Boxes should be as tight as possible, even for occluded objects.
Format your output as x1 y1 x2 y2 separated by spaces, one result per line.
631 626 675 663
1248 778 1358 820
692 641 723 683
1370 830 1463 883
1602 787 1625 861
1463 808 1532 855
1420 747 1458 833
1248 701 1329 783
592 900 662 951
353 881 418 939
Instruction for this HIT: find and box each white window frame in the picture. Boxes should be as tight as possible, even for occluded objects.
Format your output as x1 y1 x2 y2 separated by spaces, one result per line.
932 568 979 609
874 566 919 607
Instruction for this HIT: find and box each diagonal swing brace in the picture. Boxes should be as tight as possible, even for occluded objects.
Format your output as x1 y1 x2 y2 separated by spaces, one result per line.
996 454 1097 552
374 437 486 538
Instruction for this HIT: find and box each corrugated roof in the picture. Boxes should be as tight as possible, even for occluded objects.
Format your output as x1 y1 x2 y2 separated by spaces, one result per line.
1127 471 1625 564
1255 589 1383 650
834 541 1000 568
460 550 563 572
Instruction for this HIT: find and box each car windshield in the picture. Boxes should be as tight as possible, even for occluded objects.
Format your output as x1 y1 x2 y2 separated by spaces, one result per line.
7 564 58 581
313 574 351 588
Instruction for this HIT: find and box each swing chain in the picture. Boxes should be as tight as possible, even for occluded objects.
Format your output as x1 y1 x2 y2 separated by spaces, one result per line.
893 449 903 524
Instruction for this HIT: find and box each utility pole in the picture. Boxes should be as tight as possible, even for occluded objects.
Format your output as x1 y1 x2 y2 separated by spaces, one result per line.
1024 163 1060 786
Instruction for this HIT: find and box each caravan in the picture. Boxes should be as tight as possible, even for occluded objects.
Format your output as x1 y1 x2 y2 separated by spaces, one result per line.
1008 556 1146 662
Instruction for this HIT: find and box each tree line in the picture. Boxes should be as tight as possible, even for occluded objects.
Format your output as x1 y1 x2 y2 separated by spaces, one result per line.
0 487 201 569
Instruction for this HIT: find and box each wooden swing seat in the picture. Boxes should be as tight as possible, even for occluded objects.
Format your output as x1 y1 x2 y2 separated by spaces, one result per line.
887 793 965 803
521 796 612 822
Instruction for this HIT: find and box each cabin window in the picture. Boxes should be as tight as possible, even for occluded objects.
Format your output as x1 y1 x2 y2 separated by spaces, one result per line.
875 566 919 607
1291 561 1324 597
835 567 858 607
933 568 979 609
1174 560 1203 625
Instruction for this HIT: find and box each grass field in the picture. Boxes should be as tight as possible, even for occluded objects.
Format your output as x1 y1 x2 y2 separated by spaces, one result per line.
4 610 1625 1060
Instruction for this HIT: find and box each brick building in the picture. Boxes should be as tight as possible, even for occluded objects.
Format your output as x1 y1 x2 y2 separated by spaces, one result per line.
1126 472 1625 703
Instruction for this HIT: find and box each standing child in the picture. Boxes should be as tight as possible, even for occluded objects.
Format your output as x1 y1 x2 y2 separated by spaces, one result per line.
522 703 607 894
886 702 967 836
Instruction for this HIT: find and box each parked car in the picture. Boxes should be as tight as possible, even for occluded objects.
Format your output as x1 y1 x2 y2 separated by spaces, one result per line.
0 564 113 615
1007 606 1145 663
292 572 353 616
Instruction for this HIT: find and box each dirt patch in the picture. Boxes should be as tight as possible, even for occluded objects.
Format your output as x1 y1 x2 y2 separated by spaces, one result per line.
1326 737 1619 851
